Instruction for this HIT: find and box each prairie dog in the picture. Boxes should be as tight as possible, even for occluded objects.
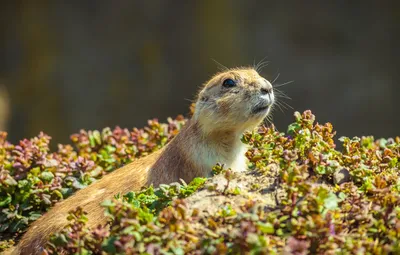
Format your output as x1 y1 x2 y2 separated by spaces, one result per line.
10 67 275 254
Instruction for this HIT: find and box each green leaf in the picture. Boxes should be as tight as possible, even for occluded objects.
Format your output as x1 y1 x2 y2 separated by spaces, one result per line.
30 167 41 176
18 179 30 189
102 236 117 253
29 212 42 221
92 130 102 146
315 165 326 175
0 194 12 207
171 247 184 255
9 219 27 232
287 123 301 136
324 192 339 210
276 228 284 236
89 133 96 148
257 222 275 234
338 192 347 201
52 189 63 200
123 191 136 203
101 200 115 208
4 176 17 186
40 171 54 182
60 188 74 198
50 234 69 247
72 180 87 190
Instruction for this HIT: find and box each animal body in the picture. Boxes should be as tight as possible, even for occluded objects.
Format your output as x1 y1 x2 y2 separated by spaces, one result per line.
9 67 275 254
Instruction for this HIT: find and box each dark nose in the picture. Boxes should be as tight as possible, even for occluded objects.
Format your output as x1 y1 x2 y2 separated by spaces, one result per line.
260 78 273 95
260 87 272 95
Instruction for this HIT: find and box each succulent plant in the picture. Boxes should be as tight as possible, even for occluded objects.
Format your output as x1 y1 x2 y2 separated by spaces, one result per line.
1 110 400 254
0 116 186 249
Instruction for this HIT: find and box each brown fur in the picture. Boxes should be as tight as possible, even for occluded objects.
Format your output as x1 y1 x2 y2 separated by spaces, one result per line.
8 68 275 255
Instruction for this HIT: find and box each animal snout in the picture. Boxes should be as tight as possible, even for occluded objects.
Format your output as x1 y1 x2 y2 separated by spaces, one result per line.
259 90 275 106
260 87 272 95
260 78 273 95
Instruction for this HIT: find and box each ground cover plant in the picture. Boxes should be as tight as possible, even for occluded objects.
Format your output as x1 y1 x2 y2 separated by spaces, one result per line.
1 110 399 254
0 116 186 250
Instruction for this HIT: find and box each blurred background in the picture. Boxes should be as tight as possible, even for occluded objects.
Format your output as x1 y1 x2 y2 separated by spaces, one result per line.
1 1 399 146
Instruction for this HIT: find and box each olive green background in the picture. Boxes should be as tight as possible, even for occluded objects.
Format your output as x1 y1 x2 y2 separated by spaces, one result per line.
1 1 399 145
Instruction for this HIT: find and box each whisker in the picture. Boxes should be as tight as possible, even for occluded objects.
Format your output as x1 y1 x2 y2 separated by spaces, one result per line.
184 98 195 103
274 91 292 100
277 101 288 110
256 61 270 72
267 114 274 125
267 106 276 122
211 59 229 71
255 56 269 72
277 100 294 110
255 56 267 70
273 80 294 88
274 101 287 113
276 95 292 101
274 87 291 97
263 114 273 126
275 105 284 113
271 72 280 84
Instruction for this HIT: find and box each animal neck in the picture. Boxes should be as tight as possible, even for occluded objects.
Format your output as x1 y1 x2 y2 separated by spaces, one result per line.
146 118 248 186
179 119 248 173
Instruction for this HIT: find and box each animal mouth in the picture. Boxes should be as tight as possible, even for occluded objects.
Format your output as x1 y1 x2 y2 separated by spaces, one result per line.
252 104 270 114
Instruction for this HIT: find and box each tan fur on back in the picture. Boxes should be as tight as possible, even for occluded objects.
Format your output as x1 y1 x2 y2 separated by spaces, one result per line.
8 68 275 255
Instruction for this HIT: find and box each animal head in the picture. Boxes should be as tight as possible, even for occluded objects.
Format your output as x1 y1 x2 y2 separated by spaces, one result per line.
194 68 275 134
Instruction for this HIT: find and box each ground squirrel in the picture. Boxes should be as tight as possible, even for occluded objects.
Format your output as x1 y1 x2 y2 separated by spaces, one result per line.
9 67 275 255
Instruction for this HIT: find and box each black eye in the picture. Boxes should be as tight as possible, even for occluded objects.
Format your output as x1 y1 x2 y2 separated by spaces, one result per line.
222 79 236 88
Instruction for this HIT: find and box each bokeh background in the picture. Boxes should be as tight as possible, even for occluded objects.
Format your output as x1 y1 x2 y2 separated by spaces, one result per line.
1 1 399 146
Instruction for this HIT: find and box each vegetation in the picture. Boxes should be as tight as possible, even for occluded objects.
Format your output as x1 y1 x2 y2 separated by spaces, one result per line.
1 110 400 254
0 116 186 250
